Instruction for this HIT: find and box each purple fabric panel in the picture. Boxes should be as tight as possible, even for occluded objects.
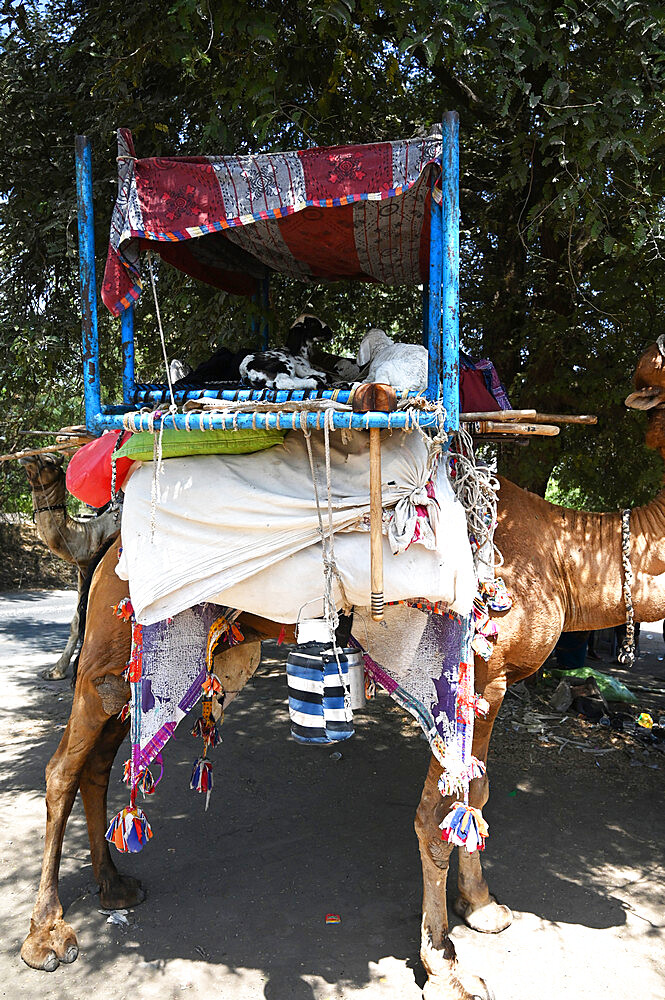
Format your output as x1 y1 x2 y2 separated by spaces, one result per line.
138 604 220 770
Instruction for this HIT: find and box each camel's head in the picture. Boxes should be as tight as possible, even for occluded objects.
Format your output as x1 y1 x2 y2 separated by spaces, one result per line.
625 338 665 452
18 452 65 491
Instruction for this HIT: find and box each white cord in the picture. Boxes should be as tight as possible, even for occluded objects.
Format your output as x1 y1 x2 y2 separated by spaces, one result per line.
146 252 178 419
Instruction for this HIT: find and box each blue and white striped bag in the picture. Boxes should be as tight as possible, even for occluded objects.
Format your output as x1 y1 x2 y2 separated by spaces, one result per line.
286 644 354 744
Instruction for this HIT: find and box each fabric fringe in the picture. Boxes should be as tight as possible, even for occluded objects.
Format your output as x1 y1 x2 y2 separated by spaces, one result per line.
437 756 486 797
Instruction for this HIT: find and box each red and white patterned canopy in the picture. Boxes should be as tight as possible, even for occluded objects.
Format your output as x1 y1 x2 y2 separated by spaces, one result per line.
102 127 443 317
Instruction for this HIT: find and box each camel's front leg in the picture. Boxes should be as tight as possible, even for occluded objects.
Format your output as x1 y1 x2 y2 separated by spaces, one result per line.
21 686 111 971
43 599 80 680
415 757 493 1000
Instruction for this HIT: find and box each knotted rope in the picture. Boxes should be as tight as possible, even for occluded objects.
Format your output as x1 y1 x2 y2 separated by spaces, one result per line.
448 426 502 575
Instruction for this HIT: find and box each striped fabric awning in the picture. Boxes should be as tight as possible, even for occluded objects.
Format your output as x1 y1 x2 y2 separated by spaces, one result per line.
102 127 443 316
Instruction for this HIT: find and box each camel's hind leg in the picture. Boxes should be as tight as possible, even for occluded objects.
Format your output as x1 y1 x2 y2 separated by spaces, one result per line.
22 538 130 972
20 685 113 971
79 714 146 910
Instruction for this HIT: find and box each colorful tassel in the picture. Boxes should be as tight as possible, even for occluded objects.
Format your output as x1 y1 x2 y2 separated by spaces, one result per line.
474 696 490 717
471 632 493 660
480 577 512 612
105 805 153 853
112 598 134 622
478 618 499 638
466 756 486 781
201 674 222 697
190 757 214 810
440 803 488 853
191 716 222 748
118 702 130 723
122 759 160 796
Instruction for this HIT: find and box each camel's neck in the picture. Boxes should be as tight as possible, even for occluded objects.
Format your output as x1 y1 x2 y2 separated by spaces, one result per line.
559 489 665 631
31 475 84 566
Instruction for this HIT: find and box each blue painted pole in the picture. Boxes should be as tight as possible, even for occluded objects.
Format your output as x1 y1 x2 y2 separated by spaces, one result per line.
422 284 430 348
426 164 443 402
440 111 460 430
121 307 135 405
95 409 443 433
75 135 102 432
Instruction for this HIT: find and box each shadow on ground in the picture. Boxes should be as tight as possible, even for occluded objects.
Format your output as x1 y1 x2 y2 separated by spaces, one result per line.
1 610 663 999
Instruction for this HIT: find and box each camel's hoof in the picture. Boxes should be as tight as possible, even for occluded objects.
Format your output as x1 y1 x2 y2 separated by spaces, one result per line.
99 873 145 910
454 895 513 934
423 973 494 1000
61 944 79 964
41 665 68 681
21 919 78 972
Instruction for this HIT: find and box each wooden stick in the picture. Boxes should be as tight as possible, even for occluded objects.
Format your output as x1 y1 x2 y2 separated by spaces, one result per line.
527 413 598 425
460 409 537 421
461 410 597 426
18 429 83 438
369 427 384 622
473 421 560 437
0 443 80 463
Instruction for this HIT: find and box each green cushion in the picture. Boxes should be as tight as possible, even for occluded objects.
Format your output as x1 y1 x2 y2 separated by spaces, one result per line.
115 427 286 462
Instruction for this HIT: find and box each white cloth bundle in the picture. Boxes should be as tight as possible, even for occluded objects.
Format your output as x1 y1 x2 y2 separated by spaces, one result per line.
117 429 475 624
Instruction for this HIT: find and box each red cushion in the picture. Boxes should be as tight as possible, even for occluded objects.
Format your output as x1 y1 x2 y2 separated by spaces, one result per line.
66 431 133 508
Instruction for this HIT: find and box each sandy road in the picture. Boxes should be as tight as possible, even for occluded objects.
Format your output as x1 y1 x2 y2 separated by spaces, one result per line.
0 589 663 1000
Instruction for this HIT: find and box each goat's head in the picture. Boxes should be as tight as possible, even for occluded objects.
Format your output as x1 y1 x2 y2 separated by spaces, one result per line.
356 328 391 367
287 314 333 356
18 452 65 491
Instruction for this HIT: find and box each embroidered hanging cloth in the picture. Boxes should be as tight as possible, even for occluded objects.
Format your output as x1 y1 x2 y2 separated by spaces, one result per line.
102 128 444 315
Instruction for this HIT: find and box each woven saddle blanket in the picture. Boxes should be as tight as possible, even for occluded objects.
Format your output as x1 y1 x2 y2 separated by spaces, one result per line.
117 429 475 625
132 602 474 779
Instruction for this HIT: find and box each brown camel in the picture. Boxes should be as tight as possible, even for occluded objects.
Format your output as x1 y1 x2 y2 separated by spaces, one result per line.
20 343 665 998
18 452 120 679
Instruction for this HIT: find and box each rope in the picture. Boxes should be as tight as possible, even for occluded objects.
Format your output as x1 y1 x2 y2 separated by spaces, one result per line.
617 509 635 666
146 253 179 539
146 253 177 416
448 426 502 574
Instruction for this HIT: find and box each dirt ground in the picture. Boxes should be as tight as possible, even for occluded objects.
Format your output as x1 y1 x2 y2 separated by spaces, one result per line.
0 522 77 591
0 590 663 1000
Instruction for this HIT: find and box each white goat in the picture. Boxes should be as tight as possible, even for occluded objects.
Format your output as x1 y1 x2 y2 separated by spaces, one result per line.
356 328 428 392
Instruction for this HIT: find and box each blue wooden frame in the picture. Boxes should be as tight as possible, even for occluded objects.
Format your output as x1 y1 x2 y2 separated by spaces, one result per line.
76 113 460 434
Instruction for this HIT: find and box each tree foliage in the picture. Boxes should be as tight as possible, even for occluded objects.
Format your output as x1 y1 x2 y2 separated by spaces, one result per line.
1 0 665 512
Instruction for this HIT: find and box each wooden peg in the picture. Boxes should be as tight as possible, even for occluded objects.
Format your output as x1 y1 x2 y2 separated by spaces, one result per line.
369 427 384 621
351 385 392 622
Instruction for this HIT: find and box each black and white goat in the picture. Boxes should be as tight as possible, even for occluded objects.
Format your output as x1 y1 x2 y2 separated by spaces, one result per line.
239 314 333 390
